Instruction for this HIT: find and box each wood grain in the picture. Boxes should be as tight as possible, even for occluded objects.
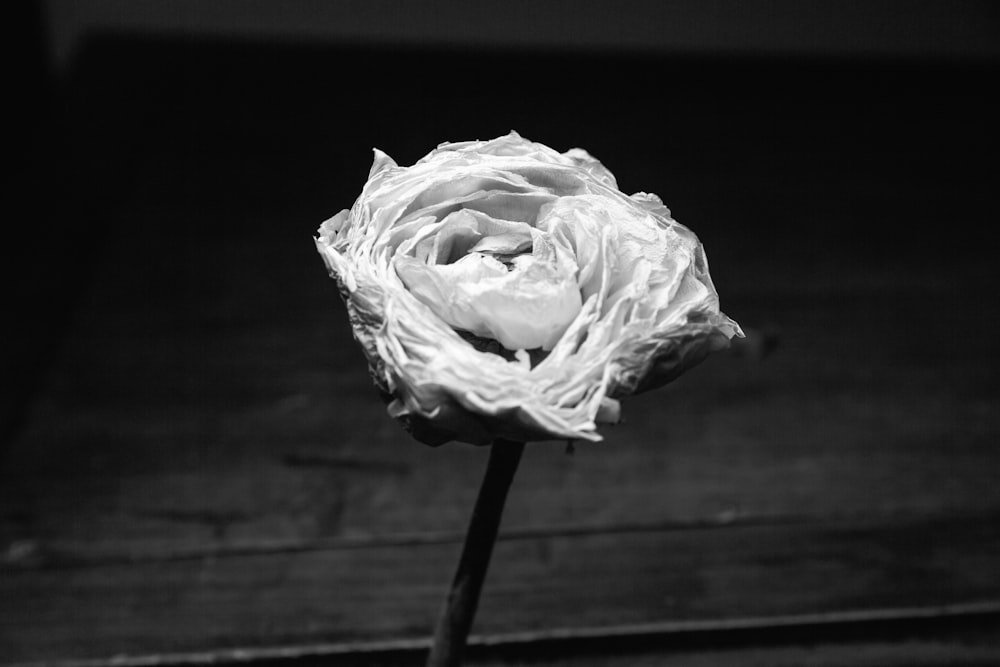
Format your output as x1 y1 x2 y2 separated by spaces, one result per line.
3 216 997 555
2 40 998 665
3 512 999 664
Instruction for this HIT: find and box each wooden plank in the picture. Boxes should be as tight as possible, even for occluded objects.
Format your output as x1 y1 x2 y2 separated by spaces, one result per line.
4 45 999 557
3 512 999 663
2 201 998 554
6 606 1000 667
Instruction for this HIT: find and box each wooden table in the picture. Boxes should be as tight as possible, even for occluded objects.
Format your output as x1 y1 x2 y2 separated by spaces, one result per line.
3 39 999 665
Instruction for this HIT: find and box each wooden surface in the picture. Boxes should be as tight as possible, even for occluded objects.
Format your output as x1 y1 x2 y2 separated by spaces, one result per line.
2 39 999 665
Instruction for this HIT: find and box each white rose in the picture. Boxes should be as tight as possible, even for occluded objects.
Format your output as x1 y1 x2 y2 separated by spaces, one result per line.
316 132 742 446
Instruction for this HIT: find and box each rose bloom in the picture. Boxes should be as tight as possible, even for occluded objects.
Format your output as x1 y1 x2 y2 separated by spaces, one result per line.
316 132 741 446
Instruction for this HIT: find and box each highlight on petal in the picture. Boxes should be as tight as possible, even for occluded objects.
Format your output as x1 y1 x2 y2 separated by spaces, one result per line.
316 131 742 446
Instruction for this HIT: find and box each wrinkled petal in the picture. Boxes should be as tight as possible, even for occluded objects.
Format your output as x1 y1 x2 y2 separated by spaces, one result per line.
316 131 742 446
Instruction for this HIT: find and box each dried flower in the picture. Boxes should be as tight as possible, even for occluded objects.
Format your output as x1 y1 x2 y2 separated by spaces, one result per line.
316 132 741 445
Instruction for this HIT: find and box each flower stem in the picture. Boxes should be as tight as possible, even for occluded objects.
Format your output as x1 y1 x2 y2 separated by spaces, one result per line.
426 439 526 667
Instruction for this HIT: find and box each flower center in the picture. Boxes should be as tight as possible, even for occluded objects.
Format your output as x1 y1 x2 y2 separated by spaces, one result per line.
393 209 582 351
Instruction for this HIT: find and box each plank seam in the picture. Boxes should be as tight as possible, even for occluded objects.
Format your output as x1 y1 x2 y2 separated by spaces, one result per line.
8 600 1000 667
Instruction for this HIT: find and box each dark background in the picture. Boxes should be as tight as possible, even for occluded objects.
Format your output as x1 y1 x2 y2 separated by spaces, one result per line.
3 2 1000 665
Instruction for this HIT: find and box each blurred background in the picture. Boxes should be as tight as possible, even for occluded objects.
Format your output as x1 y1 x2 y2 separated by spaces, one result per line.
3 1 1000 665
